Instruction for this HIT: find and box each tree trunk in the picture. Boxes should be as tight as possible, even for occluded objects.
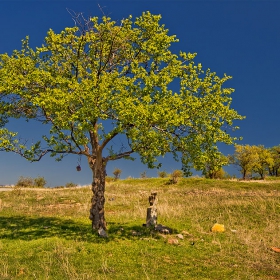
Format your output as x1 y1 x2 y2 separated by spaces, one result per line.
242 169 246 180
89 154 108 237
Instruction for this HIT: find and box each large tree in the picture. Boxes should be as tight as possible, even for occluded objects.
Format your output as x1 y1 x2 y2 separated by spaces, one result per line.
0 12 243 235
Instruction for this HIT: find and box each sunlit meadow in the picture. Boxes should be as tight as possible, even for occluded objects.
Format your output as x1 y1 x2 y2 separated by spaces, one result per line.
0 178 279 279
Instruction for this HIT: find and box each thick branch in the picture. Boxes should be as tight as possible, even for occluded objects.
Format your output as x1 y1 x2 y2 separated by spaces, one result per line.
105 150 133 162
89 121 99 153
100 131 119 151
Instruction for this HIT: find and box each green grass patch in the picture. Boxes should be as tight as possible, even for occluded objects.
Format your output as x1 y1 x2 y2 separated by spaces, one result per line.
0 178 280 279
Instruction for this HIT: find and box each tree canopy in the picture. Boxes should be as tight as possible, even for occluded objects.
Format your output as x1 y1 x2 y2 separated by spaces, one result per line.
0 12 244 234
231 144 280 179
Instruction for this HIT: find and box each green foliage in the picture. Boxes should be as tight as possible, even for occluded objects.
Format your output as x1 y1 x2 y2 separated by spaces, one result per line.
0 11 245 232
112 168 122 180
65 182 77 188
16 176 47 188
0 179 279 279
171 169 183 184
0 11 243 171
211 168 226 179
16 176 34 187
158 170 168 178
230 145 259 179
34 176 47 187
252 145 274 179
269 145 280 176
195 149 229 179
0 128 19 152
105 176 115 183
231 144 280 179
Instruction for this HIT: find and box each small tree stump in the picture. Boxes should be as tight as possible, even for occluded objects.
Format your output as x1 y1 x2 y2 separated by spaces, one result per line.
146 192 157 227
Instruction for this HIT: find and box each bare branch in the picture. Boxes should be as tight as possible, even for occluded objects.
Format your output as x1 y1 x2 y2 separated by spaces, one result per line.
66 8 93 35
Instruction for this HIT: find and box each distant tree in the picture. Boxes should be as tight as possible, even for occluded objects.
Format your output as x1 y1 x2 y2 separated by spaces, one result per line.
65 182 77 188
230 145 259 179
193 148 229 179
252 145 274 179
34 176 47 187
140 171 147 179
113 168 122 180
171 170 183 184
0 12 243 236
158 171 168 178
15 175 46 188
16 176 34 187
269 145 280 177
212 168 227 179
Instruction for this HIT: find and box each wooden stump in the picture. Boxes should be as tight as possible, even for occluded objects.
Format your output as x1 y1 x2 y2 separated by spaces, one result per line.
146 192 157 227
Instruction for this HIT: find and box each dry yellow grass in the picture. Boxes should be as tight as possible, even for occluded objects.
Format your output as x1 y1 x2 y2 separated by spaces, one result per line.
0 178 279 279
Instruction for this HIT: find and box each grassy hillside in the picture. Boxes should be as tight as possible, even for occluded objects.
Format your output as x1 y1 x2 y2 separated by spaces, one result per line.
0 178 280 279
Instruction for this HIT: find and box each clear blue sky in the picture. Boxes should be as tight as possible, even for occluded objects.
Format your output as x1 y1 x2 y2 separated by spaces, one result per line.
1 0 280 186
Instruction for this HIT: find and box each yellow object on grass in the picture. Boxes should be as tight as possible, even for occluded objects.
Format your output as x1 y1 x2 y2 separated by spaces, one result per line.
211 223 225 232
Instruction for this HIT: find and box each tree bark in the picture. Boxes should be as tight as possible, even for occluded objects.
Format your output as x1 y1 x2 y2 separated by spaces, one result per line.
88 154 108 237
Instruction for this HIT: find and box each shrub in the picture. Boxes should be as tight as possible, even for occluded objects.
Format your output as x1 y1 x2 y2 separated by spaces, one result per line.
158 171 168 178
16 176 34 188
213 168 226 179
65 182 77 188
113 168 122 180
171 170 183 184
105 176 115 183
34 176 47 187
140 171 147 178
16 176 47 188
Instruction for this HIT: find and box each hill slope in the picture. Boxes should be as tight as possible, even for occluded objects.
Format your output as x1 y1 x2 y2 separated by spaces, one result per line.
0 178 280 279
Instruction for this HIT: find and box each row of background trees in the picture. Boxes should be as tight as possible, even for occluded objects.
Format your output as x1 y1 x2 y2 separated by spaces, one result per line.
108 145 280 181
199 144 280 180
14 143 280 188
229 144 280 180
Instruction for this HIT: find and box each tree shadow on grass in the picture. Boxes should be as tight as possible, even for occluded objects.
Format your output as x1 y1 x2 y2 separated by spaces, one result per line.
0 215 164 243
0 215 100 242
